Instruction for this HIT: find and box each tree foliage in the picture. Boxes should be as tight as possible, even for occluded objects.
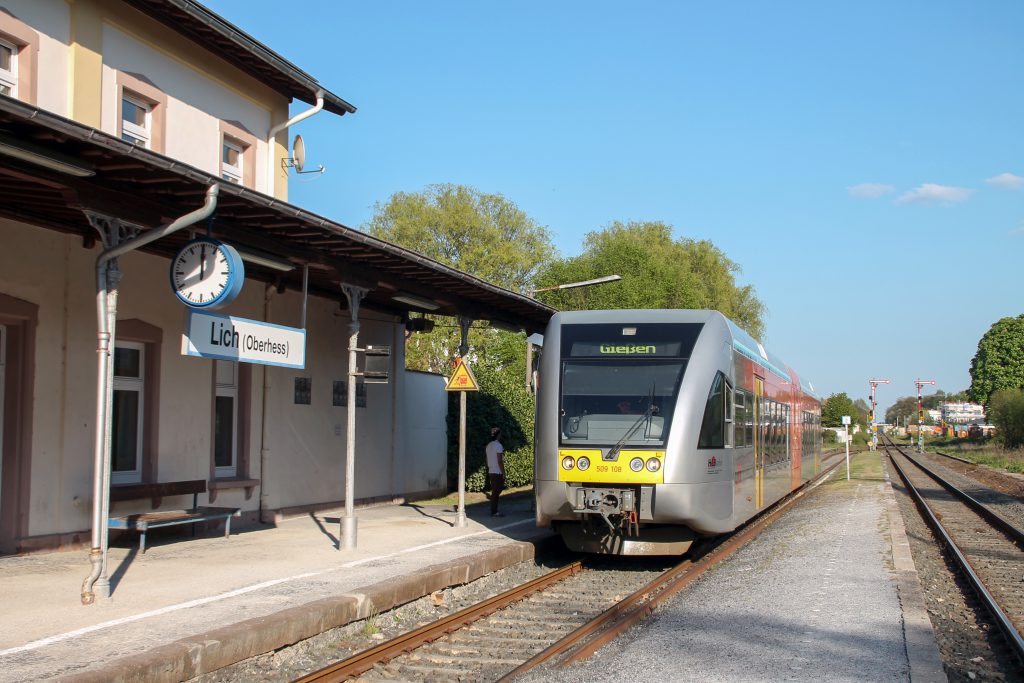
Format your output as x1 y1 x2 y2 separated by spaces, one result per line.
969 315 1024 404
447 333 535 492
364 184 555 373
821 392 860 428
365 183 554 290
987 388 1024 448
534 221 765 340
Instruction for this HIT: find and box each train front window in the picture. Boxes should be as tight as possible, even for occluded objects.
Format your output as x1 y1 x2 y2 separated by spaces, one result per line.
559 359 685 446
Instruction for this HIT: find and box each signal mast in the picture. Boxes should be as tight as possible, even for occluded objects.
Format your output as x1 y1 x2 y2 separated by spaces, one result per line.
915 378 937 452
868 378 891 449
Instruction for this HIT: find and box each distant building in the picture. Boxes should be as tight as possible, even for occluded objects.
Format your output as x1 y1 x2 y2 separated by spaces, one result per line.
940 402 986 426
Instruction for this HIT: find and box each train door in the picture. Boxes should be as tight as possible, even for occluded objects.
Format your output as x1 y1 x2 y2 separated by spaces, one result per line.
753 376 764 509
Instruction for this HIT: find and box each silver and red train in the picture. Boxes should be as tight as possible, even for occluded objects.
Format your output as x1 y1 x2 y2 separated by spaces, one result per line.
534 309 822 555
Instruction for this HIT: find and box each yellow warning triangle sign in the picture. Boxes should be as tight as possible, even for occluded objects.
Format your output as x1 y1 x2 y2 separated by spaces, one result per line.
445 358 480 392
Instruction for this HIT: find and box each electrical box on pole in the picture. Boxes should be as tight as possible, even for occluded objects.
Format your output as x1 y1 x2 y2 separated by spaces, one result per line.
363 345 391 384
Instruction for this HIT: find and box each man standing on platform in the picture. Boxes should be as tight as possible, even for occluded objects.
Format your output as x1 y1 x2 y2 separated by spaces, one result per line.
486 427 505 517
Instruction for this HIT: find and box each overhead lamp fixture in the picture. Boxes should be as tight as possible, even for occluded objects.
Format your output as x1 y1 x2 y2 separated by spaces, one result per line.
392 292 440 311
234 247 295 272
0 134 95 177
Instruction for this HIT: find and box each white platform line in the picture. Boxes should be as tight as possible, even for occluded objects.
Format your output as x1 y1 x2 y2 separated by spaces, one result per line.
0 519 532 658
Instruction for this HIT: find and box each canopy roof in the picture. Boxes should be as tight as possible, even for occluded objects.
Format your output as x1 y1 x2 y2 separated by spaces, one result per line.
0 97 555 332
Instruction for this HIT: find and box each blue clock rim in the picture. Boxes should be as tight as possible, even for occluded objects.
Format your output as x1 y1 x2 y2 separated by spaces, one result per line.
170 237 246 310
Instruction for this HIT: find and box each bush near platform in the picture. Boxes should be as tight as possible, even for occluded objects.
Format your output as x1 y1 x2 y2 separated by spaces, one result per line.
988 388 1024 449
446 347 535 493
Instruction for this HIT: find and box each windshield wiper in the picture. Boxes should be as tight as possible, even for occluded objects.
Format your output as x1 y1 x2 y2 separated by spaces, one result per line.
606 383 658 461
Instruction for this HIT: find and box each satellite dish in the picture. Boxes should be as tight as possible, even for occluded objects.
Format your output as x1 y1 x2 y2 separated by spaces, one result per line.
292 135 306 173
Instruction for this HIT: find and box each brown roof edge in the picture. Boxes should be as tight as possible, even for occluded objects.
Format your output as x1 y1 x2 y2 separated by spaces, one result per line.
122 0 356 116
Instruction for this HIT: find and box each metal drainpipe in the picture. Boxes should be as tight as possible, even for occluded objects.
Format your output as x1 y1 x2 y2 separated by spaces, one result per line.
266 90 324 197
82 185 219 605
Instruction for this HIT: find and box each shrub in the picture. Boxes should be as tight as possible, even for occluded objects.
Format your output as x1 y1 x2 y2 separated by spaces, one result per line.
988 388 1024 449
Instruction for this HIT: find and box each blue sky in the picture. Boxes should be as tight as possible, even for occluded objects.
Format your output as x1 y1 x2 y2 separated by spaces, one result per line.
203 1 1022 415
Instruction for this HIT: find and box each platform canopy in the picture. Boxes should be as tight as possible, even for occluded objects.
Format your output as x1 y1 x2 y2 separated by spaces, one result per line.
0 98 555 333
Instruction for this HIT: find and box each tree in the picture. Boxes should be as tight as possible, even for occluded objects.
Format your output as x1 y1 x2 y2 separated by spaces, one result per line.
969 315 1024 404
987 388 1024 448
852 398 871 425
821 392 859 428
364 184 555 372
534 221 765 340
365 183 554 290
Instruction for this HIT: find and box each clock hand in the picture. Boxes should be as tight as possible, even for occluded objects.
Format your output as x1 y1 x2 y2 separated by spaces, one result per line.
200 244 206 280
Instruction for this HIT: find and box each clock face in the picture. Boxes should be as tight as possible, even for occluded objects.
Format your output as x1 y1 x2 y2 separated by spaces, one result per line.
170 239 244 309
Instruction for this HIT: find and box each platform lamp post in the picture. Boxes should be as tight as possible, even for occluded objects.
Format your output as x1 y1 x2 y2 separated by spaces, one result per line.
524 275 621 389
915 378 937 453
868 378 891 450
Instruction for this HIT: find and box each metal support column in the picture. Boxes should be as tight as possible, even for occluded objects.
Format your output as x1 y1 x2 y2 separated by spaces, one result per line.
455 316 473 528
340 283 368 549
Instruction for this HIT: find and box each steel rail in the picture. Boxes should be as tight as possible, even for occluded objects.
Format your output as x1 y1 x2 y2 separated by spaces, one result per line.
882 441 1024 665
883 440 1024 546
933 449 975 465
292 561 584 683
500 456 847 679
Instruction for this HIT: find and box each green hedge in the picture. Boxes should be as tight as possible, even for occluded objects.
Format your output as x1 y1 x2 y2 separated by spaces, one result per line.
446 355 535 493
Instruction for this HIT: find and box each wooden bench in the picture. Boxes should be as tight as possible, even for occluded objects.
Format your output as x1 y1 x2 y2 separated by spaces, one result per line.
108 480 240 553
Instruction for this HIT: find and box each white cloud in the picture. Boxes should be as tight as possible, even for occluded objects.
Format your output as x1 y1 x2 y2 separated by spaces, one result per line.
895 183 973 205
847 183 895 199
1009 223 1024 236
985 172 1024 190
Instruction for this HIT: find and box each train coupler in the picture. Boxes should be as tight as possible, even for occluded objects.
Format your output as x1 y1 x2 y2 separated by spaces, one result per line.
572 487 638 534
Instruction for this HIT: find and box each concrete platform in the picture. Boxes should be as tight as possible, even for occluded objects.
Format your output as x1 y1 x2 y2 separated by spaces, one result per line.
0 452 946 683
0 493 551 682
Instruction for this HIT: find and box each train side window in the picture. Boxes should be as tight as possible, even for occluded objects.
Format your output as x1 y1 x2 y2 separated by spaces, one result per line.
734 391 746 448
698 372 726 449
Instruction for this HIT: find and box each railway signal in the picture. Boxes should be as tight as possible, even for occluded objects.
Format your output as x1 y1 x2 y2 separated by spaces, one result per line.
868 378 891 450
914 378 937 452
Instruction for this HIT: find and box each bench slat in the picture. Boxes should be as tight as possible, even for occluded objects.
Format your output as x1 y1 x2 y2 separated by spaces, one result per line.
108 506 240 552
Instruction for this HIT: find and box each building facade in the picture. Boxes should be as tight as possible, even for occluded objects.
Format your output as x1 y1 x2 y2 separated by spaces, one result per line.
0 0 551 555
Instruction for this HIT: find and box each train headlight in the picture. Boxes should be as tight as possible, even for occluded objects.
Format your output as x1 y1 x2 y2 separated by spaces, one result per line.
629 457 644 472
645 457 661 472
577 456 591 471
561 456 575 470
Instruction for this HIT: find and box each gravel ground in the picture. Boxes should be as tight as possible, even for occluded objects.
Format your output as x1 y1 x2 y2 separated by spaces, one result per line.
885 454 1024 683
916 451 1024 529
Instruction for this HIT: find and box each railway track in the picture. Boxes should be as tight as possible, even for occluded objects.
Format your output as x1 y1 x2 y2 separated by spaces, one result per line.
881 437 1024 665
293 456 846 683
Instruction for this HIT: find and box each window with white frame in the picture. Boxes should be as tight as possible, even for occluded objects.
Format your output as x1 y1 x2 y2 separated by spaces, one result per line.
213 360 238 477
111 342 145 484
121 93 151 147
0 39 17 97
221 137 244 184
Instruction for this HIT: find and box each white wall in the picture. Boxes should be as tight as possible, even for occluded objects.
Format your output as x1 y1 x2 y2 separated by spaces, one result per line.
3 0 70 115
400 371 448 496
1 218 449 540
100 22 272 190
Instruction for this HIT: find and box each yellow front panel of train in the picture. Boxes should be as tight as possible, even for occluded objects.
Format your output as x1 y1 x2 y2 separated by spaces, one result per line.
557 449 665 484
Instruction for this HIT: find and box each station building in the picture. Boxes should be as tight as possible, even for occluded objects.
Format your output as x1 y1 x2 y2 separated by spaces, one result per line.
0 0 552 555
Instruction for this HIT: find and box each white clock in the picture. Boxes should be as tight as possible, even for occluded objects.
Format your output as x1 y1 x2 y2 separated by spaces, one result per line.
169 238 245 310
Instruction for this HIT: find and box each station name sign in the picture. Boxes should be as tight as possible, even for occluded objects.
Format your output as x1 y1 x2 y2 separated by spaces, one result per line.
181 310 306 369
